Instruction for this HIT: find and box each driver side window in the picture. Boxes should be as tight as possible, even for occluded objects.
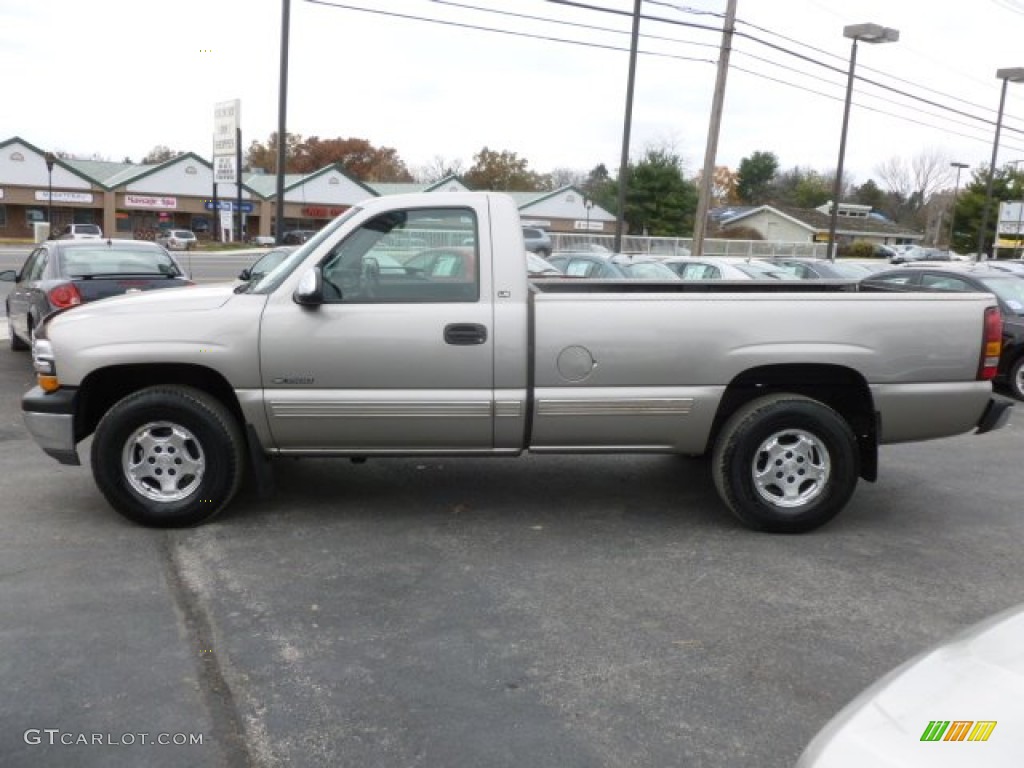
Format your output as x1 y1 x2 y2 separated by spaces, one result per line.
319 207 479 303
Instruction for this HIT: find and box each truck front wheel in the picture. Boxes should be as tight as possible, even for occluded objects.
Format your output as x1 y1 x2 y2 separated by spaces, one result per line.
711 394 859 533
91 386 245 527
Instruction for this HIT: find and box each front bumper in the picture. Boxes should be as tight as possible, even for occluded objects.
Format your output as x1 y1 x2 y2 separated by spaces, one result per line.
22 386 80 465
976 396 1013 435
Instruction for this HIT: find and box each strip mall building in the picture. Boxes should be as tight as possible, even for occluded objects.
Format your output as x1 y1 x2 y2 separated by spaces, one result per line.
0 136 615 241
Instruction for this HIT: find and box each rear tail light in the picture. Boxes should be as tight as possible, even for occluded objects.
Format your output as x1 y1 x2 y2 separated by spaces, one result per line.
48 283 82 309
979 306 1002 380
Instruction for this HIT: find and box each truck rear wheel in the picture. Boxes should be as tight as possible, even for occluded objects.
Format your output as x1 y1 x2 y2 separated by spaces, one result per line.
91 386 245 527
1009 357 1024 401
711 394 859 533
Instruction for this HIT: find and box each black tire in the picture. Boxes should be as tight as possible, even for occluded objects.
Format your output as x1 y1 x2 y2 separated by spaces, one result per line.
8 311 28 351
1009 357 1024 401
90 386 245 527
711 394 859 533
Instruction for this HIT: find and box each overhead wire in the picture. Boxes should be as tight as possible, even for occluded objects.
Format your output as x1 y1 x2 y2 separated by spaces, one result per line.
302 0 716 63
302 0 1024 159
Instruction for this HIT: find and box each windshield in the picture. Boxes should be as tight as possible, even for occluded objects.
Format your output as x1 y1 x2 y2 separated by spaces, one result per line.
60 247 183 277
735 262 792 280
527 252 559 274
976 275 1024 315
246 208 362 294
624 262 679 280
828 262 871 278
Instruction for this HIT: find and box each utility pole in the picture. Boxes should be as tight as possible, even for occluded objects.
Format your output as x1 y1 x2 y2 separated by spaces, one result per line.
275 0 291 244
613 0 642 254
691 0 737 257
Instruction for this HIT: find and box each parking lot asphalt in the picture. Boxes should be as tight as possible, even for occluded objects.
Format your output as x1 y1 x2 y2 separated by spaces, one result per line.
1 304 1023 766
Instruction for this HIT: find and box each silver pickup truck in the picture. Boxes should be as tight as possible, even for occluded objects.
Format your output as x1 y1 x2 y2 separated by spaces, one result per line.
21 192 1011 532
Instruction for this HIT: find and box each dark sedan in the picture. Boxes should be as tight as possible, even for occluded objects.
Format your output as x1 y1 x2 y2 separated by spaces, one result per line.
860 265 1024 399
280 229 318 245
3 239 191 350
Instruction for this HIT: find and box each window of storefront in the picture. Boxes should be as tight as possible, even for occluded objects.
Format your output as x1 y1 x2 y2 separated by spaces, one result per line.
0 204 6 228
26 208 45 226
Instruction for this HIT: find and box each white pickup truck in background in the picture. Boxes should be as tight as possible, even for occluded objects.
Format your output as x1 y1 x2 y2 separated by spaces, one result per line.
21 192 1011 532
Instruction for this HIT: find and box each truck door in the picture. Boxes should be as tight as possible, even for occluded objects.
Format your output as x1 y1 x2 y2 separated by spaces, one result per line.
258 205 494 452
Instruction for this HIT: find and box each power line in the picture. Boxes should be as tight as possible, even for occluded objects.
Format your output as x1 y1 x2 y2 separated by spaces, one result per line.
302 0 716 63
424 0 722 52
730 64 1024 157
733 16 1018 124
303 0 1023 160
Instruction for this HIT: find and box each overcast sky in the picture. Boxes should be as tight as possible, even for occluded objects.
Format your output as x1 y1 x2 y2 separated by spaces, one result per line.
3 0 1024 189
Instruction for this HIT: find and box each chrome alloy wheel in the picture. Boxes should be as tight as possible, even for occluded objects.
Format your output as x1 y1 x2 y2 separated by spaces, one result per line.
122 421 205 502
752 429 830 509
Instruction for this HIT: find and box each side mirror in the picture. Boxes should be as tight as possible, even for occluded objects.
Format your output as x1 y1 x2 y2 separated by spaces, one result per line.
293 267 325 306
238 268 252 281
0 269 16 283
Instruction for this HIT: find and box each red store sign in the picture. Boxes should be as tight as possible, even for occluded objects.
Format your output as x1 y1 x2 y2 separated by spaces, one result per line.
302 205 347 218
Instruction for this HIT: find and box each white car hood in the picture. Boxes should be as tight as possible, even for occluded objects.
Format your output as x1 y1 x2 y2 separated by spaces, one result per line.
797 604 1024 766
51 282 238 324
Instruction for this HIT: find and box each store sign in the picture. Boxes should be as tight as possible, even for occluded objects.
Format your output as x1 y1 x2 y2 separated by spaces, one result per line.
573 220 604 231
214 155 237 184
0 189 4 200
302 206 348 218
204 200 253 213
35 190 94 204
213 99 241 157
125 194 177 210
997 201 1024 235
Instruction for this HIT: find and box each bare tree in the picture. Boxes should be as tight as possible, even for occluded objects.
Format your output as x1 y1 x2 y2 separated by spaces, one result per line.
548 167 587 189
874 156 912 198
414 155 465 183
875 148 954 203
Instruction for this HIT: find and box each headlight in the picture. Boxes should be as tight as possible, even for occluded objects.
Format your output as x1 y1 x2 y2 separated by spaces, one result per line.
31 339 59 391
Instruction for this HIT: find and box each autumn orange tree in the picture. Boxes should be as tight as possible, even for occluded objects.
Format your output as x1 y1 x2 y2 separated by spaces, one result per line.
462 147 550 192
246 133 413 182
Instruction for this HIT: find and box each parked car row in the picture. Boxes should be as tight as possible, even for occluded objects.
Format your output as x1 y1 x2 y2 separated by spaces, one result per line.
9 238 1024 405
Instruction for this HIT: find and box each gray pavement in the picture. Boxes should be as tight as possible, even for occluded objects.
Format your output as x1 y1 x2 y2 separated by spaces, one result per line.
1 320 1023 766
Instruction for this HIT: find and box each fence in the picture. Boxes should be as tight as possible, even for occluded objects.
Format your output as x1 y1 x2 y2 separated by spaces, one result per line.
550 233 830 259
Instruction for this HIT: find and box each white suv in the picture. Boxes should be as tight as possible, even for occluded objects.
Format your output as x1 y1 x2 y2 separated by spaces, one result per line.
56 223 103 240
522 227 552 258
155 229 198 251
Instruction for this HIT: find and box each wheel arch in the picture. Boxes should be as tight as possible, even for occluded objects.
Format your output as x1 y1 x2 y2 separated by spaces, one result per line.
76 364 244 444
707 363 878 481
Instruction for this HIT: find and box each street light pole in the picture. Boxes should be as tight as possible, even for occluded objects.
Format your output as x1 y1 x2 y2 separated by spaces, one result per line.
976 67 1024 261
44 151 56 234
947 161 968 250
1010 159 1024 258
826 23 898 262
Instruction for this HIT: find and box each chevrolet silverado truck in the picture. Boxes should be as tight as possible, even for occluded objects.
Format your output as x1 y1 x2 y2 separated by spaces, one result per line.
21 192 1011 533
